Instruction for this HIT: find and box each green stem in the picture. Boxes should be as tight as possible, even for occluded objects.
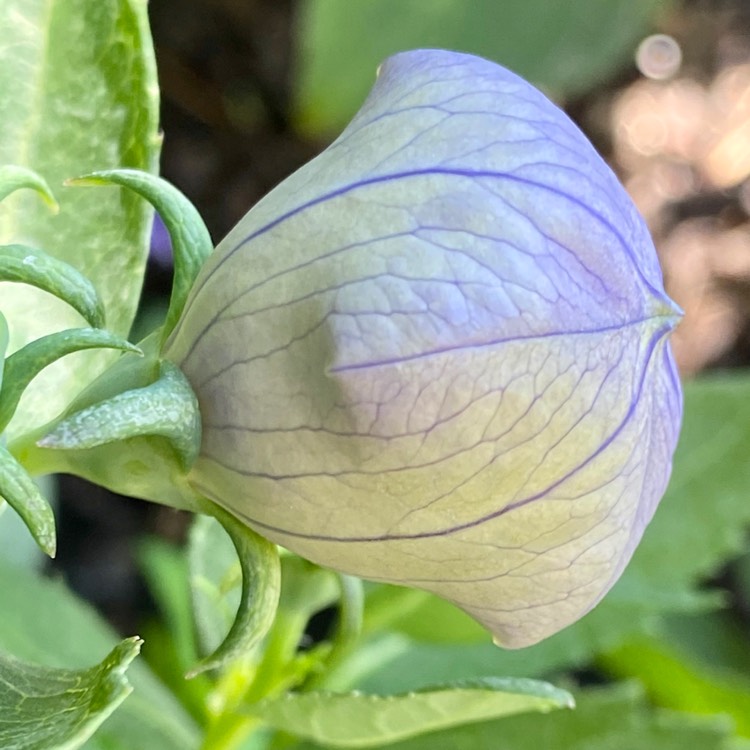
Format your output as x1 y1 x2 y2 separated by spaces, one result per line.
200 608 309 750
304 574 364 691
201 713 263 750
244 607 310 703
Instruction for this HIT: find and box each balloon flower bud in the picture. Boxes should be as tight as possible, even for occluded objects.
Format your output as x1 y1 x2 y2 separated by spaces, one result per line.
164 49 682 648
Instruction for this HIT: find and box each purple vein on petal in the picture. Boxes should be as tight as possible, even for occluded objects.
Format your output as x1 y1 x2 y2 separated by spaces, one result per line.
168 168 671 366
193 319 673 543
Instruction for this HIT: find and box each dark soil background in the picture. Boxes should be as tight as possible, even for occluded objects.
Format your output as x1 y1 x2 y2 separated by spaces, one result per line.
53 0 750 636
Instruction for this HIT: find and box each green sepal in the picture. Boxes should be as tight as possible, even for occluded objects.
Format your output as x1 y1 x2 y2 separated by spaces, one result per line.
37 360 201 471
68 169 212 343
0 329 141 433
0 244 105 328
0 637 141 750
187 500 281 677
0 165 58 211
9 334 198 513
0 444 56 557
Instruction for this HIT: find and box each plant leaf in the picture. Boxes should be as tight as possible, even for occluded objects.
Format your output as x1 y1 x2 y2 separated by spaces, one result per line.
0 244 105 328
69 169 213 343
0 638 140 750
188 513 244 658
0 328 140 432
290 683 737 750
253 678 572 748
662 610 750 681
139 537 200 673
0 0 160 440
0 559 201 750
0 476 53 573
137 537 214 721
0 445 55 557
293 0 668 136
0 165 57 210
626 373 750 589
599 628 750 737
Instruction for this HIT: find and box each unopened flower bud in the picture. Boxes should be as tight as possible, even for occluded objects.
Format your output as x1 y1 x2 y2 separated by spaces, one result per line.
164 49 682 647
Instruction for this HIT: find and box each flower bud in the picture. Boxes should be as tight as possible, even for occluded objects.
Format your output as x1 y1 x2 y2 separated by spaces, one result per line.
164 49 682 647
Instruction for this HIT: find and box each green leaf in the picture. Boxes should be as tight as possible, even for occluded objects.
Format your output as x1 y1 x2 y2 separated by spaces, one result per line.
0 328 140 432
137 538 212 723
69 169 213 344
253 678 572 748
139 537 200 673
0 244 105 328
0 165 57 210
188 513 243 658
662 610 750 680
291 683 736 750
293 0 668 136
187 504 281 676
627 373 750 590
736 551 750 617
0 637 140 750
0 444 55 557
334 635 573 697
599 627 750 737
0 476 53 572
0 0 160 440
0 559 201 750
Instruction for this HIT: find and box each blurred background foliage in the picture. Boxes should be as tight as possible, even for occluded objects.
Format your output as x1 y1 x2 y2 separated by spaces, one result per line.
292 0 671 135
7 0 750 747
